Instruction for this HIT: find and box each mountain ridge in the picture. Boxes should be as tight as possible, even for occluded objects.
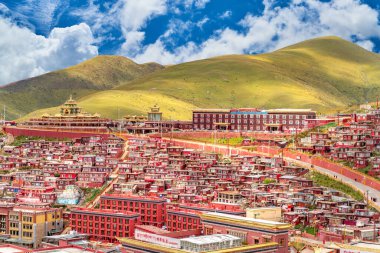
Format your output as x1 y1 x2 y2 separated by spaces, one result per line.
10 36 380 121
0 55 164 119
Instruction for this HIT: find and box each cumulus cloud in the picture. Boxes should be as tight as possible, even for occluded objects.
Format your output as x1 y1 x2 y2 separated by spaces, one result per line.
356 40 375 51
71 0 119 37
118 0 167 54
0 18 98 85
131 0 380 64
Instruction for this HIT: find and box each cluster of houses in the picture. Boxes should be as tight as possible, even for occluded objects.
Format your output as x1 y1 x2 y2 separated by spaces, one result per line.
67 137 380 253
0 135 125 249
0 133 379 252
298 109 380 176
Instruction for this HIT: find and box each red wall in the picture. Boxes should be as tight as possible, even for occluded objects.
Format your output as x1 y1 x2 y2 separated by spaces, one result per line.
154 131 291 140
3 126 111 139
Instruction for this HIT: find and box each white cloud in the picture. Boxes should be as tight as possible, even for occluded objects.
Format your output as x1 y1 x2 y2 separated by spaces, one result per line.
118 0 167 54
356 40 375 51
12 0 70 35
72 0 119 37
0 18 98 85
132 0 380 64
184 0 210 9
220 10 232 19
196 17 209 29
194 0 210 9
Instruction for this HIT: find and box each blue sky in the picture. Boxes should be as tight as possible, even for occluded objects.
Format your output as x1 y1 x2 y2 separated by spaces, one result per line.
0 0 380 85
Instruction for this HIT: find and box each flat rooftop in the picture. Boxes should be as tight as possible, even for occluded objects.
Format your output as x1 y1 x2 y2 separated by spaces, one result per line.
35 249 95 253
180 234 240 245
202 212 291 229
0 246 26 253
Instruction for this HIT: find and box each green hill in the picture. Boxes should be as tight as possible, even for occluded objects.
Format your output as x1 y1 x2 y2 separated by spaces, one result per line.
0 55 163 119
13 36 380 121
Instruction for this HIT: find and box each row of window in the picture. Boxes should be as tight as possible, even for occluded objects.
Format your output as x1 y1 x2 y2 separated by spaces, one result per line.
194 119 306 125
71 222 130 229
194 113 309 119
167 221 200 230
167 215 199 224
74 228 129 236
71 214 132 222
101 200 162 209
194 125 299 130
100 206 159 215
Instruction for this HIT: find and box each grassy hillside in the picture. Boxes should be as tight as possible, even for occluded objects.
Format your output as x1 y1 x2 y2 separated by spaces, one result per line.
20 90 197 121
0 55 163 119
17 36 380 121
116 36 380 113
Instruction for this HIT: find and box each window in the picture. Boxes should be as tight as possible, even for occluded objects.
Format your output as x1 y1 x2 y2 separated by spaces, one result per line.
23 224 32 230
22 216 32 222
227 230 247 243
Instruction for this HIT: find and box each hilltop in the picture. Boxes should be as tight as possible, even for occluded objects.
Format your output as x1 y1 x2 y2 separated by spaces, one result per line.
12 36 380 120
0 55 164 119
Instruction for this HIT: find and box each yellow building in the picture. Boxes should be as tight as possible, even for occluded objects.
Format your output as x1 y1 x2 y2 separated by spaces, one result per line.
8 206 63 248
246 207 282 222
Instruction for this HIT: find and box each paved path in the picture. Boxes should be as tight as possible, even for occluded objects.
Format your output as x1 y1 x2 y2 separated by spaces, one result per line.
86 140 128 208
287 157 380 207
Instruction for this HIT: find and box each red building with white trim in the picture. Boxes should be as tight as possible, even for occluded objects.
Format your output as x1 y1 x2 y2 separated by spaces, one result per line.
193 108 316 132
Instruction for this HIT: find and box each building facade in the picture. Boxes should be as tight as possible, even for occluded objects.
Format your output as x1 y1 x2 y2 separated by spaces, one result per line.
70 207 140 243
8 206 63 248
100 194 166 227
200 212 290 253
192 108 317 132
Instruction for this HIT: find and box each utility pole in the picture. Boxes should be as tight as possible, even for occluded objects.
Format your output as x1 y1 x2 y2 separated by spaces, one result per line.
170 116 173 141
367 190 369 210
117 107 121 134
160 121 163 138
213 129 216 152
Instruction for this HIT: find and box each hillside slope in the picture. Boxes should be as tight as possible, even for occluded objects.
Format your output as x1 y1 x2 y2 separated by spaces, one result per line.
117 36 380 112
1 55 163 119
20 36 380 120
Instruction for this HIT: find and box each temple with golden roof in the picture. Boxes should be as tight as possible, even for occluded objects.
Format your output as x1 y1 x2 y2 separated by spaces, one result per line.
9 96 113 136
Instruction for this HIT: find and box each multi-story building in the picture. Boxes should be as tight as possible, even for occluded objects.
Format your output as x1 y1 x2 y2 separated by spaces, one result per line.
76 172 107 188
8 206 63 248
192 108 316 132
100 194 166 227
166 207 203 232
70 208 140 243
200 212 291 253
0 203 14 235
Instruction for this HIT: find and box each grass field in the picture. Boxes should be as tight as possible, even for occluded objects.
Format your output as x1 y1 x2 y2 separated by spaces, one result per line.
307 171 364 201
20 90 198 121
9 36 380 120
